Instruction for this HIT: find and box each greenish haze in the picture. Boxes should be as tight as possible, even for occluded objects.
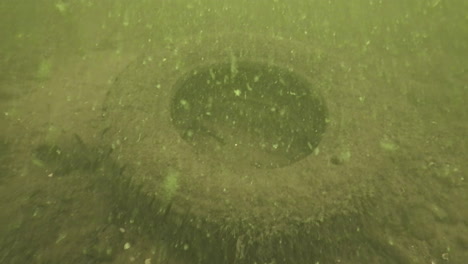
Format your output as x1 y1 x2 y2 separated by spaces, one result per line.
0 0 466 263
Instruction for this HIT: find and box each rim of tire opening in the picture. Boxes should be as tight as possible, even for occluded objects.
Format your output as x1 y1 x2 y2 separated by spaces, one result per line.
170 61 327 169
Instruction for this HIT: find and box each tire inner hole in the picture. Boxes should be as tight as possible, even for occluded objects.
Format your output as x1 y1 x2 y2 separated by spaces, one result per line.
171 61 327 169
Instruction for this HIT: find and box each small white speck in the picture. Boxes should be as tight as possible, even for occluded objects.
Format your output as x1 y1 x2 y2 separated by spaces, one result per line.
124 242 131 250
234 89 241 96
55 2 68 13
313 147 320 156
180 99 188 109
442 252 449 260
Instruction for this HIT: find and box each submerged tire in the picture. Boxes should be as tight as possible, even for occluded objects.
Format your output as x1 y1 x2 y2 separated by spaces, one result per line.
103 33 396 263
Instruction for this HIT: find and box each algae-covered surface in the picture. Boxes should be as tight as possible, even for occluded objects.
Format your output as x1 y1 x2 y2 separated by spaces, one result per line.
1 1 467 263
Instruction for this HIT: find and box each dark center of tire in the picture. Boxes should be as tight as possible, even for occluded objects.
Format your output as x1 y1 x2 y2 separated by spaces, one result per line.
171 61 327 168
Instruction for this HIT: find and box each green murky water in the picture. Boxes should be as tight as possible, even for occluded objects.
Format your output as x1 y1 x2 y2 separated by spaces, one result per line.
1 1 467 263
